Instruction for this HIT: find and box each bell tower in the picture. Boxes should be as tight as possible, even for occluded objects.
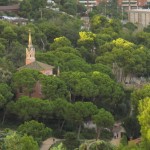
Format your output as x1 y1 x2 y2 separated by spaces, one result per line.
26 29 35 65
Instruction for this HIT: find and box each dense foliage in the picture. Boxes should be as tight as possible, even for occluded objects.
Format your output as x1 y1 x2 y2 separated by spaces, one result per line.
0 0 150 149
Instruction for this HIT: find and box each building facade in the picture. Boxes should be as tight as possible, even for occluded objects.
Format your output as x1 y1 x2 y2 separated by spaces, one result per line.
118 0 147 10
78 0 99 11
128 9 150 27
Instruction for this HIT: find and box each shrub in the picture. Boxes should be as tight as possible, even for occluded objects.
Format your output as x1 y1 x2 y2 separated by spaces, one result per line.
17 120 52 144
63 132 80 150
81 128 96 139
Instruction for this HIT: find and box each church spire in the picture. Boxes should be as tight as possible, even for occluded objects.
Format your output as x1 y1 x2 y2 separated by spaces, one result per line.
28 29 32 48
26 29 35 65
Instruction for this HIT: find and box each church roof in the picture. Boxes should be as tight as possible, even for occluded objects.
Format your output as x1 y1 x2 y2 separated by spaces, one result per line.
18 61 54 71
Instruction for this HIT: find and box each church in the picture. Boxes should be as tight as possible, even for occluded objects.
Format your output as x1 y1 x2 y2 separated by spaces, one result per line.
17 30 54 98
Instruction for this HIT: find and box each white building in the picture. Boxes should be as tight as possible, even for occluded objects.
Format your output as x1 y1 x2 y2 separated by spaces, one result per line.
128 9 150 27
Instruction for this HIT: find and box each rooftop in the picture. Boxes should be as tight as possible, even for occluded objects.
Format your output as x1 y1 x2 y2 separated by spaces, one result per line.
128 9 150 12
0 4 19 12
18 61 54 71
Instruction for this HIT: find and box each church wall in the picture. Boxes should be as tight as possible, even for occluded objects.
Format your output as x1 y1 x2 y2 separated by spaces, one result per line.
41 69 53 75
16 81 42 99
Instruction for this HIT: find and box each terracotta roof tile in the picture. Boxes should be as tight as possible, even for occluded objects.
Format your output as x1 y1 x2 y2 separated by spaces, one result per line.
18 61 54 71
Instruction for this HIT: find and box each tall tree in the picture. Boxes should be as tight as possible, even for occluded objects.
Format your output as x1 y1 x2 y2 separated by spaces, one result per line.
40 75 68 100
92 108 114 140
64 101 98 139
138 97 150 148
12 69 40 97
3 131 39 150
18 120 52 144
7 96 54 121
131 84 150 114
0 83 13 124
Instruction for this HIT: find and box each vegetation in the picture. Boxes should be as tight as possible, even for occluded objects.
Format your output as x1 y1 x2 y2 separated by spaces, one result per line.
0 0 150 149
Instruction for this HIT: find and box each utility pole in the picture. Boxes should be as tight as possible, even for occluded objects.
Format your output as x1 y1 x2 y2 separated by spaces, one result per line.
87 0 89 12
105 4 107 17
39 8 43 20
122 6 124 22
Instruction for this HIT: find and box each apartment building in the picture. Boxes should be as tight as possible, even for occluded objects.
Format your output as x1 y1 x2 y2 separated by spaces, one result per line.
78 0 99 11
118 0 147 10
128 9 150 27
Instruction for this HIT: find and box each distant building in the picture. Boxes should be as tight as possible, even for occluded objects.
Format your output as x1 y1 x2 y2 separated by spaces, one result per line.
118 0 147 10
17 30 54 98
0 16 28 25
0 4 19 12
77 0 99 11
128 9 150 27
112 122 126 139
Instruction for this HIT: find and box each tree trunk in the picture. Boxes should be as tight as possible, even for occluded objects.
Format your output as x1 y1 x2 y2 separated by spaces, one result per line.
40 38 45 51
77 124 82 140
96 127 101 140
81 96 84 101
2 109 7 125
60 120 65 132
69 90 72 102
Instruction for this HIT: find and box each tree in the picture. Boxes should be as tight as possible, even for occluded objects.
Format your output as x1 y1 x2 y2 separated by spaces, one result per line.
19 0 32 18
124 22 137 32
55 47 81 57
19 0 47 18
2 26 17 50
60 71 87 101
63 132 80 150
90 15 109 33
64 102 98 139
40 75 68 100
77 31 96 50
96 38 148 79
51 143 66 150
30 0 47 11
138 97 150 141
7 96 54 121
50 36 72 50
92 108 114 140
89 140 114 150
91 63 113 78
7 41 25 68
0 43 5 57
63 2 77 15
52 99 69 131
91 71 124 113
77 3 87 15
73 78 99 101
0 0 9 5
12 69 40 97
123 116 140 139
17 120 52 144
3 131 39 150
0 83 13 124
131 84 150 114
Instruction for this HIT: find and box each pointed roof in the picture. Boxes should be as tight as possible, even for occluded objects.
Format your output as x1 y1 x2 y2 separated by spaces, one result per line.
18 30 54 72
18 61 54 71
28 29 33 48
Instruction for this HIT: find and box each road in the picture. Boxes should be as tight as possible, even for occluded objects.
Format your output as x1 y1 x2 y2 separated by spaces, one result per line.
40 138 60 150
